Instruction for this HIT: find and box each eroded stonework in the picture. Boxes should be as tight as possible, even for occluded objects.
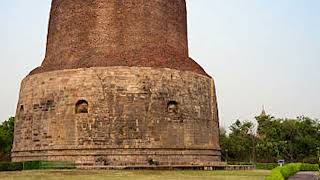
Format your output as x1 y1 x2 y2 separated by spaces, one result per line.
13 0 223 167
12 67 221 166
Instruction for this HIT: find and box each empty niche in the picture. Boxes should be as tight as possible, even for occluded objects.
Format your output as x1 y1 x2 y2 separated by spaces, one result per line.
20 105 24 112
75 100 89 114
167 101 178 114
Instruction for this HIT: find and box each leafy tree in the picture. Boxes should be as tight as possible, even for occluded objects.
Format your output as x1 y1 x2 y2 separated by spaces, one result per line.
220 120 256 162
0 117 15 161
220 114 320 163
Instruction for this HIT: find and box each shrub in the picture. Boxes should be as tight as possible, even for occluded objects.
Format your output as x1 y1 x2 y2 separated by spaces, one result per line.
23 161 41 170
0 162 23 171
256 163 278 170
227 162 278 170
265 167 284 180
280 163 301 178
266 163 319 180
227 162 253 165
0 161 75 171
40 161 76 169
300 163 319 171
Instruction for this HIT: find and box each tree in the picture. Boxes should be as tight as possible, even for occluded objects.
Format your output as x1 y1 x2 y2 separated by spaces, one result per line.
220 120 256 162
0 117 15 161
220 114 320 163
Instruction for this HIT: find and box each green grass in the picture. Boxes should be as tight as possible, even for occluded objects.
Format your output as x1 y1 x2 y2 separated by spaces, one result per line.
0 170 270 180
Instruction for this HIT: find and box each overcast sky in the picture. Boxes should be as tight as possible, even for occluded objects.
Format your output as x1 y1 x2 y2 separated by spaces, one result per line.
0 0 319 129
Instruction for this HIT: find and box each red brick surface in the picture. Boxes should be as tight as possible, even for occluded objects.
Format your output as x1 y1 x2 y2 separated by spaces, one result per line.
30 0 208 76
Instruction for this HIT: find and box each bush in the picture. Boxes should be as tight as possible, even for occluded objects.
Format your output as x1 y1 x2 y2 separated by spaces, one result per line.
300 163 319 171
227 162 278 170
266 167 284 180
280 163 301 178
0 161 75 171
0 162 23 171
23 161 41 170
256 163 278 170
227 162 254 165
40 161 75 169
266 163 319 180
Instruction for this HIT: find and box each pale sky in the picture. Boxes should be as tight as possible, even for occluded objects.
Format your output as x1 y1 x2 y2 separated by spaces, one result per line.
1 0 319 129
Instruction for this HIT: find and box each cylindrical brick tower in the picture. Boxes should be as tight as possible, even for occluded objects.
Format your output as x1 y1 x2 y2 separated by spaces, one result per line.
12 0 222 167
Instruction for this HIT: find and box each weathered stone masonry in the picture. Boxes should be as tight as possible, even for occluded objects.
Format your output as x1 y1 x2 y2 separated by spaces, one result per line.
12 0 222 167
13 67 221 166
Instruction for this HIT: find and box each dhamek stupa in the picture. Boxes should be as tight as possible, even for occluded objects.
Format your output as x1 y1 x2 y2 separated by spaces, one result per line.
12 0 222 167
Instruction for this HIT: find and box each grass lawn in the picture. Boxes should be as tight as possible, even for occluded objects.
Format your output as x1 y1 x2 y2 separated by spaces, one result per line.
0 170 270 180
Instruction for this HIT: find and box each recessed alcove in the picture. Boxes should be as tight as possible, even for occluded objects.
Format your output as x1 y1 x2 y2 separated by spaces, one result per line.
20 105 24 112
167 101 178 114
75 100 89 114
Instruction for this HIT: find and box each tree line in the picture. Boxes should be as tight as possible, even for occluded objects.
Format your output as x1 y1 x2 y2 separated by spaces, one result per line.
220 113 320 163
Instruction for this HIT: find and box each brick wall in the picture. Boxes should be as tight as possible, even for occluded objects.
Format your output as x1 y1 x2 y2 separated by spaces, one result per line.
30 0 207 76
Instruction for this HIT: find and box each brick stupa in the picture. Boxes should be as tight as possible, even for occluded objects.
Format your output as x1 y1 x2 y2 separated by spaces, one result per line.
12 0 222 167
